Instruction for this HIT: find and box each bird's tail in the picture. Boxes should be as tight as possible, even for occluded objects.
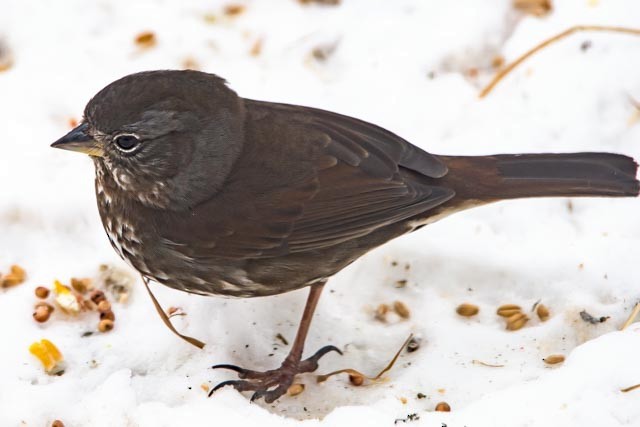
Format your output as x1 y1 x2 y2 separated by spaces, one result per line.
440 152 639 201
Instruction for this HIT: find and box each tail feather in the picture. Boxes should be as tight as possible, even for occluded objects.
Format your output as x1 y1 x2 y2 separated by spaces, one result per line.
441 152 639 201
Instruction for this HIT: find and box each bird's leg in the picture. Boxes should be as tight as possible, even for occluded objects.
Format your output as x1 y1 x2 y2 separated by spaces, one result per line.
210 282 342 403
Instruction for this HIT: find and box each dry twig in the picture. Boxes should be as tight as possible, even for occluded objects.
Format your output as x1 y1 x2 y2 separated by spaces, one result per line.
480 25 640 98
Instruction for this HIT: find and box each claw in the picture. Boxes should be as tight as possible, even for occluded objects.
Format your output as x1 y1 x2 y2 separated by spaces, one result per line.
299 345 343 373
210 345 341 402
208 380 258 397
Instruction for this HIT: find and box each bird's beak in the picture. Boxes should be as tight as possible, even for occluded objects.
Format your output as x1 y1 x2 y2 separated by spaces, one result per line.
51 122 104 157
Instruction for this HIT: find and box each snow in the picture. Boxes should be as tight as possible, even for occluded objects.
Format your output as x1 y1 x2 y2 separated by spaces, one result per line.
1 0 640 426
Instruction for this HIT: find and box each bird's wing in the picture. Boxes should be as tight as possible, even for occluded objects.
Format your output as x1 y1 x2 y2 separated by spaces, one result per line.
162 103 454 259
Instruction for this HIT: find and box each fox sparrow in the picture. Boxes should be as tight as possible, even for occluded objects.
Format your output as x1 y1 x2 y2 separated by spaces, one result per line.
52 70 639 402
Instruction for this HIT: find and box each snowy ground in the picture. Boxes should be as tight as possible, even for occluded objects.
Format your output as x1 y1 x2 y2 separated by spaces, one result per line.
1 0 640 426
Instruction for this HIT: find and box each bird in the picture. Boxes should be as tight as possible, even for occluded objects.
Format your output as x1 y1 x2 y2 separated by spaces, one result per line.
51 70 639 403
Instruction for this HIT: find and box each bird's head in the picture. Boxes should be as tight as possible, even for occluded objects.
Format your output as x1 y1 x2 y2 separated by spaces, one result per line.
51 70 245 208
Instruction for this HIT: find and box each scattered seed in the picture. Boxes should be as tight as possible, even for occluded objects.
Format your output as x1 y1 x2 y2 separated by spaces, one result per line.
456 303 479 317
250 38 263 57
53 280 81 314
375 303 389 321
406 336 421 353
89 289 106 304
35 301 55 313
497 304 522 318
416 392 426 399
311 42 338 62
434 401 451 412
201 383 210 393
393 301 411 319
506 312 529 331
100 310 115 321
491 55 505 69
51 420 65 427
33 305 51 323
35 286 50 299
98 319 114 333
400 396 408 404
223 4 245 16
543 354 565 365
1 264 27 287
287 383 305 396
98 265 133 303
536 304 550 321
135 31 156 48
513 0 552 17
70 277 92 294
29 339 64 374
97 300 111 313
349 373 364 386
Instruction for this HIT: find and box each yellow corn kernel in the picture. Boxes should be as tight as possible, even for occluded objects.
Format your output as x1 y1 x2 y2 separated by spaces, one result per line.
54 280 81 314
29 339 64 373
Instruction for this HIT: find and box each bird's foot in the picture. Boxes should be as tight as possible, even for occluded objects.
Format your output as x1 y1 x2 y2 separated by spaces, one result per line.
210 345 342 403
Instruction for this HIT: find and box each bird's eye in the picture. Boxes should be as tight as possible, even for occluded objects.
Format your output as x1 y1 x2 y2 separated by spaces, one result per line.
114 134 141 152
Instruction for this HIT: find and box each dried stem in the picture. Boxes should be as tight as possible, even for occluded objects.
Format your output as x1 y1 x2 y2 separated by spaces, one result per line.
621 302 640 331
621 383 640 393
479 25 640 98
317 334 413 383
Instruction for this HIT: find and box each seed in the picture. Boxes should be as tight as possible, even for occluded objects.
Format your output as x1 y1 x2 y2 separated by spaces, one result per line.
33 305 51 323
349 373 364 386
375 304 389 321
29 339 64 373
287 383 305 396
97 300 111 313
1 264 26 287
506 312 529 331
456 303 479 317
35 286 50 299
223 4 245 16
434 401 451 412
134 31 156 48
536 304 550 321
51 420 65 427
100 310 115 321
98 319 114 333
543 354 565 365
393 301 410 319
406 336 421 353
35 301 55 313
11 264 26 281
497 304 522 317
89 290 106 304
71 277 92 294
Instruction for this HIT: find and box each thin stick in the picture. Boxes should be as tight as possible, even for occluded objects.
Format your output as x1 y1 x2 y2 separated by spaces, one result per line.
621 302 640 331
621 383 640 393
142 275 206 349
479 25 640 98
317 334 413 383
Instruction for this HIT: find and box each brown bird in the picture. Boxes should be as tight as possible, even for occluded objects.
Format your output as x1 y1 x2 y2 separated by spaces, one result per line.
51 70 639 403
